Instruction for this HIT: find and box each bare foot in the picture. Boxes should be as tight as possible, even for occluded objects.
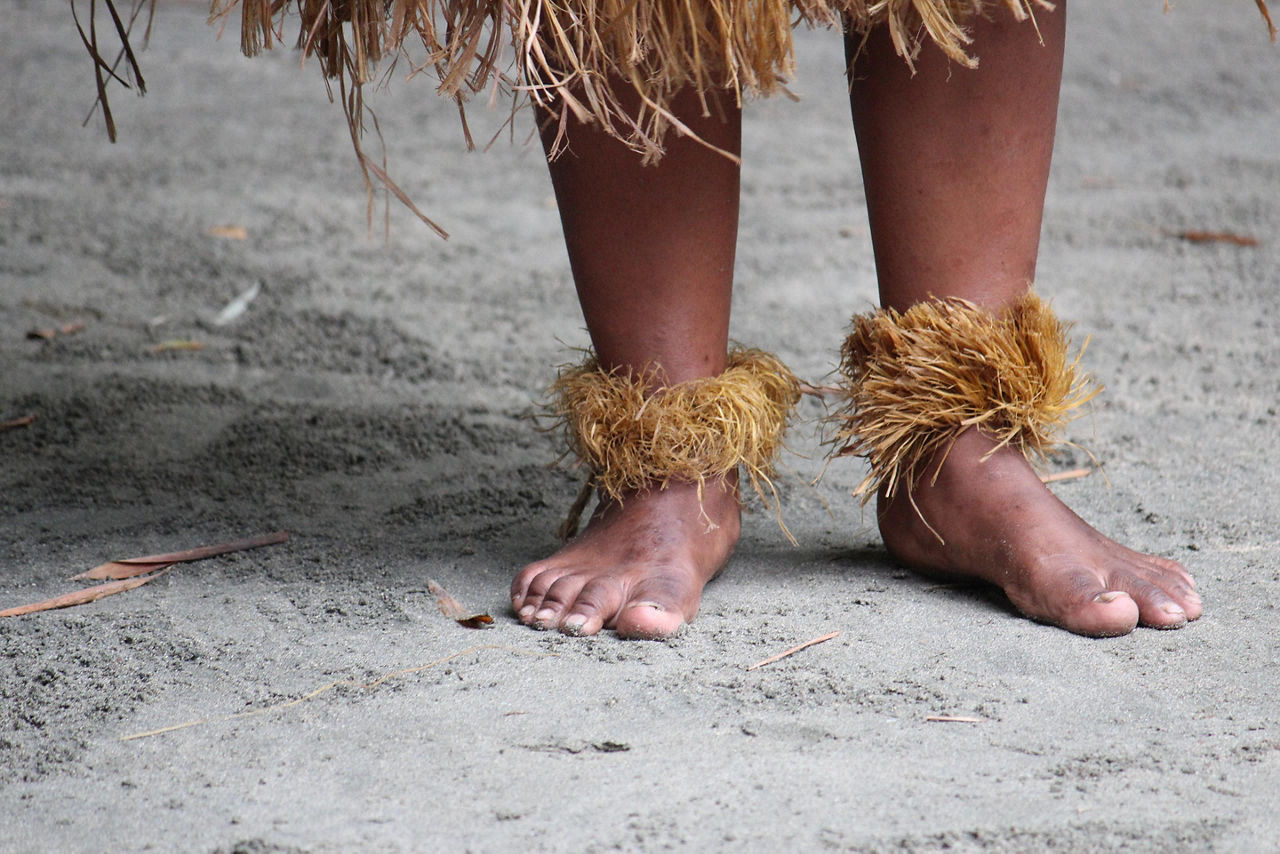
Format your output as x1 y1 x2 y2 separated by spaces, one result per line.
877 429 1202 637
510 476 740 638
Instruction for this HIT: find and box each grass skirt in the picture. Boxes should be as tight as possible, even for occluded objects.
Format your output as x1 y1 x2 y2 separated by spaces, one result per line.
82 1 1273 227
209 0 1058 162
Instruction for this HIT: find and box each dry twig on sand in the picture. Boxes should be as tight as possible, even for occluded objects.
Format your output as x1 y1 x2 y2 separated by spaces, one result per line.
1169 229 1261 247
147 339 204 354
26 322 86 340
746 631 840 671
207 224 248 240
0 570 171 617
1040 467 1092 484
0 414 37 431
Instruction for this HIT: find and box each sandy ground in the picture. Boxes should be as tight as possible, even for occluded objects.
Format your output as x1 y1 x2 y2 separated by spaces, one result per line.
2 2 1279 851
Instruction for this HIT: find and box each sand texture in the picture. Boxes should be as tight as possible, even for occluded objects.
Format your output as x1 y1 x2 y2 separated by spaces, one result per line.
2 1 1279 851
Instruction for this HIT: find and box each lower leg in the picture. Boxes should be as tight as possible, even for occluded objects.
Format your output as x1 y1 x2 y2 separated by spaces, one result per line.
850 7 1061 309
847 5 1201 635
510 86 743 638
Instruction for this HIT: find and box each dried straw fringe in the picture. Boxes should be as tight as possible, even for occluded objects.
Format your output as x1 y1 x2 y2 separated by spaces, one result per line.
830 292 1099 503
549 348 802 539
87 1 1274 228
214 0 1052 166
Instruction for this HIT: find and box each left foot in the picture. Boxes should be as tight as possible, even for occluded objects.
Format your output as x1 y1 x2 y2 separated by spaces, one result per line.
875 429 1203 636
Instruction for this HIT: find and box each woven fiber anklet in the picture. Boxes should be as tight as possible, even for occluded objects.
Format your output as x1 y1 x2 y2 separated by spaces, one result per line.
829 291 1099 503
548 347 803 541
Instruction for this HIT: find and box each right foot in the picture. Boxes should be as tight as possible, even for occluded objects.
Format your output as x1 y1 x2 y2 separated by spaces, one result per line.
510 476 740 638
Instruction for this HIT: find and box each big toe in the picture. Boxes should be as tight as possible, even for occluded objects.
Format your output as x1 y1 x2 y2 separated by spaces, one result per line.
615 603 687 639
611 604 686 637
613 575 698 639
1057 589 1142 638
1012 571 1142 637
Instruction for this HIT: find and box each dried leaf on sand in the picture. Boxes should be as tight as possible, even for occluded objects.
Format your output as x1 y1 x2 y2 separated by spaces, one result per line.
427 579 494 629
4 532 288 616
80 560 175 581
0 570 170 618
75 531 289 580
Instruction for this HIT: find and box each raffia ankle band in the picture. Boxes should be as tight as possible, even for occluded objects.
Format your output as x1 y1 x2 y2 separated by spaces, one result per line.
549 347 803 540
829 291 1099 502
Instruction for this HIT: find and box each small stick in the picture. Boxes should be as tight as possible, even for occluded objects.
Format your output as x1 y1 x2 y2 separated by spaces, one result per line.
799 383 843 399
925 715 988 723
0 414 37 431
26 322 86 340
746 630 840 671
557 479 595 542
148 340 204 354
1040 468 1092 484
1257 0 1277 41
1 569 170 618
1168 229 1260 247
207 225 248 240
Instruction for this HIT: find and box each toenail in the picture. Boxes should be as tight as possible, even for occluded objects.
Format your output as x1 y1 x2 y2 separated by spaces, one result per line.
518 605 535 619
1094 591 1126 604
532 608 557 625
1161 603 1187 618
562 615 587 635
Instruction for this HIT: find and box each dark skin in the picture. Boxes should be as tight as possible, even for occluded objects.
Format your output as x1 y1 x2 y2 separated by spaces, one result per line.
511 87 743 639
511 1 1202 638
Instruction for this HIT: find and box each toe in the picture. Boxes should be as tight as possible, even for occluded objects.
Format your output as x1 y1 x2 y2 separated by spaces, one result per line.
1144 557 1203 622
1063 589 1141 637
1009 566 1140 637
614 574 698 639
561 612 606 636
559 577 626 637
513 567 557 625
1148 553 1195 584
511 560 552 612
1178 584 1204 622
529 573 593 630
1112 572 1190 630
615 603 686 639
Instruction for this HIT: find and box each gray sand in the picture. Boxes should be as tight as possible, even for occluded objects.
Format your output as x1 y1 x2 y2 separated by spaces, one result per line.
2 2 1279 851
